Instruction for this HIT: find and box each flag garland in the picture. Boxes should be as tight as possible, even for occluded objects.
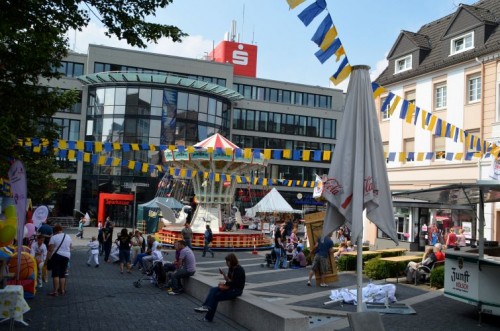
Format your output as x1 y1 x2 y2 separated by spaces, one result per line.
288 0 351 85
18 137 500 164
370 82 496 155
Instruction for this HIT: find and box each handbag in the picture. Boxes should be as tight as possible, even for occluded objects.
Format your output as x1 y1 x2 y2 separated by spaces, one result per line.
47 234 66 270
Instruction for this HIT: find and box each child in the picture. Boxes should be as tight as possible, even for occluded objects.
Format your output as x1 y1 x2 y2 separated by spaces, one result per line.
146 245 164 276
30 235 47 287
87 236 100 267
76 217 85 239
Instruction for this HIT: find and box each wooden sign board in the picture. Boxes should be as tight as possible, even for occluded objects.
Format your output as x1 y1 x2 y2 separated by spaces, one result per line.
304 217 338 285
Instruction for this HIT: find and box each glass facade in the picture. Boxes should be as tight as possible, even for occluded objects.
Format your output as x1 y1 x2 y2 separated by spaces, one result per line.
82 84 231 221
233 83 332 109
233 108 336 139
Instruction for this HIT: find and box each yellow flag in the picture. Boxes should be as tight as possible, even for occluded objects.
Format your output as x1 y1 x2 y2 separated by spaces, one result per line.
388 96 401 117
417 153 425 161
215 173 220 182
428 115 437 131
84 153 91 163
287 0 306 9
141 163 148 173
76 140 84 150
264 149 271 160
323 151 331 161
398 153 406 162
421 110 427 129
302 150 311 161
405 103 415 124
68 150 76 160
319 26 338 51
335 46 345 62
283 149 291 159
225 148 233 157
455 153 463 160
330 64 352 86
98 156 106 165
95 142 102 152
113 142 121 150
59 139 67 150
112 158 120 167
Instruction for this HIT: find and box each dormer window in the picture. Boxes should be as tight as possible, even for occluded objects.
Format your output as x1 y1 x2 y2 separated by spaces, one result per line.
395 54 412 74
450 32 474 55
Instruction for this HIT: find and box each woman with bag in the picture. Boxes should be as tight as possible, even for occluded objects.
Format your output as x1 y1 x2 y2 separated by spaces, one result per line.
47 223 72 296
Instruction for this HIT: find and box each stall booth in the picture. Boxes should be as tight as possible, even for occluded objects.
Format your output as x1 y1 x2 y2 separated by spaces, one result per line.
393 181 500 318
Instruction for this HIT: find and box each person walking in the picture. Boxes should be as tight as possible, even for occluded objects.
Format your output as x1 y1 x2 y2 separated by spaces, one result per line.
86 236 100 267
117 228 132 274
181 222 193 249
307 231 334 287
202 224 214 258
47 223 72 296
194 253 245 322
103 217 114 263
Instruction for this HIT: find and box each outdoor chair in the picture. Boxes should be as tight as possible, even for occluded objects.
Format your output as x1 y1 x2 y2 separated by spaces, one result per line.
415 260 444 287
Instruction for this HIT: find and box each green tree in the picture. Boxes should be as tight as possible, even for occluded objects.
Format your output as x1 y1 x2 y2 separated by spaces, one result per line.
0 0 186 204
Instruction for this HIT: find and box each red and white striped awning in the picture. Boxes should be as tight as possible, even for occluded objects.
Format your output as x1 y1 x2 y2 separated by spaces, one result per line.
194 133 240 151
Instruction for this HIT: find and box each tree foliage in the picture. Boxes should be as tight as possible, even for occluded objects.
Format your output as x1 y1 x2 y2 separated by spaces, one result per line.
0 0 185 204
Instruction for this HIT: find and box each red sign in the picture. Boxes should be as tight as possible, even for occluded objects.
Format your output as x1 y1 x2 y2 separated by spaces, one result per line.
210 41 258 78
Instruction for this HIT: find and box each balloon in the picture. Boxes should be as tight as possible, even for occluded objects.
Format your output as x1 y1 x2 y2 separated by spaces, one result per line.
0 225 16 244
4 205 16 220
25 223 36 238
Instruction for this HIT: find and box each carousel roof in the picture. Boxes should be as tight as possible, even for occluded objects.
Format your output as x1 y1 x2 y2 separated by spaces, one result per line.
194 133 240 151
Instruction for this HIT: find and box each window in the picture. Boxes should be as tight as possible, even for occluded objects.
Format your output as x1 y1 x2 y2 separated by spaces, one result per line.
468 75 481 103
435 83 447 109
434 136 446 160
380 97 390 120
451 32 474 55
404 138 414 162
395 55 412 74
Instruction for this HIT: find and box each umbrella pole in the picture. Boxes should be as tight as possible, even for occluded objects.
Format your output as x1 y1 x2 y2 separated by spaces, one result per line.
356 233 363 312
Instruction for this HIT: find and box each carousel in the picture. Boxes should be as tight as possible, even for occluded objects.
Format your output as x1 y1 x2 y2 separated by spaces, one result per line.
155 133 273 250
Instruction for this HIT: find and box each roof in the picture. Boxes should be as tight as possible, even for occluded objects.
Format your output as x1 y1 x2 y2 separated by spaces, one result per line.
376 0 500 85
194 133 240 150
78 72 244 102
245 188 302 216
392 181 500 206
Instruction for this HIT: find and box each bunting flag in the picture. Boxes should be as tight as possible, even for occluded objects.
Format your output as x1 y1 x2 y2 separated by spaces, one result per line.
315 38 342 64
298 0 327 26
311 14 333 46
330 56 351 85
287 0 306 9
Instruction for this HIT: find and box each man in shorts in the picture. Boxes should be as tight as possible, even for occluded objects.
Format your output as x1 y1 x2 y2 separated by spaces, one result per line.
307 231 334 287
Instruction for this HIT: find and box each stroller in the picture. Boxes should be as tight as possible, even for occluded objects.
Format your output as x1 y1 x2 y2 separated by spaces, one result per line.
133 260 165 288
262 247 291 268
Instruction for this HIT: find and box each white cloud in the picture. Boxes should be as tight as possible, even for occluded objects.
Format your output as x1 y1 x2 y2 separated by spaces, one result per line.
370 55 389 82
67 22 213 59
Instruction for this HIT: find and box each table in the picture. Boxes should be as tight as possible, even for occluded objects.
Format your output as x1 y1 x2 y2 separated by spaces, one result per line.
380 255 422 283
341 250 380 256
0 285 30 330
376 248 408 256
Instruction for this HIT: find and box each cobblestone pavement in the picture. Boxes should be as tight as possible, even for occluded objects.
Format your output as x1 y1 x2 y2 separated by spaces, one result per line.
3 227 500 330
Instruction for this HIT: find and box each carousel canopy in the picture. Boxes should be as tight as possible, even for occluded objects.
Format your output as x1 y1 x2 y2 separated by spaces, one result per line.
194 133 239 150
245 188 302 217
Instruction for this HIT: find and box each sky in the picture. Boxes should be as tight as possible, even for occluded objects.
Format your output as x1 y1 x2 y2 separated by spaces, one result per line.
68 0 478 91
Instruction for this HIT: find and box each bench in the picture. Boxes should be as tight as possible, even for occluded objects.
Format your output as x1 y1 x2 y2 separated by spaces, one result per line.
183 274 308 331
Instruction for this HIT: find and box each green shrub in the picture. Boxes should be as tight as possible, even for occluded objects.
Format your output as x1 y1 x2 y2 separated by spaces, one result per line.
430 265 445 288
364 258 390 280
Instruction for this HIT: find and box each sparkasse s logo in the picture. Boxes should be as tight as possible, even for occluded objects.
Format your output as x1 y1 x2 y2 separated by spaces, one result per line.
232 44 248 65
